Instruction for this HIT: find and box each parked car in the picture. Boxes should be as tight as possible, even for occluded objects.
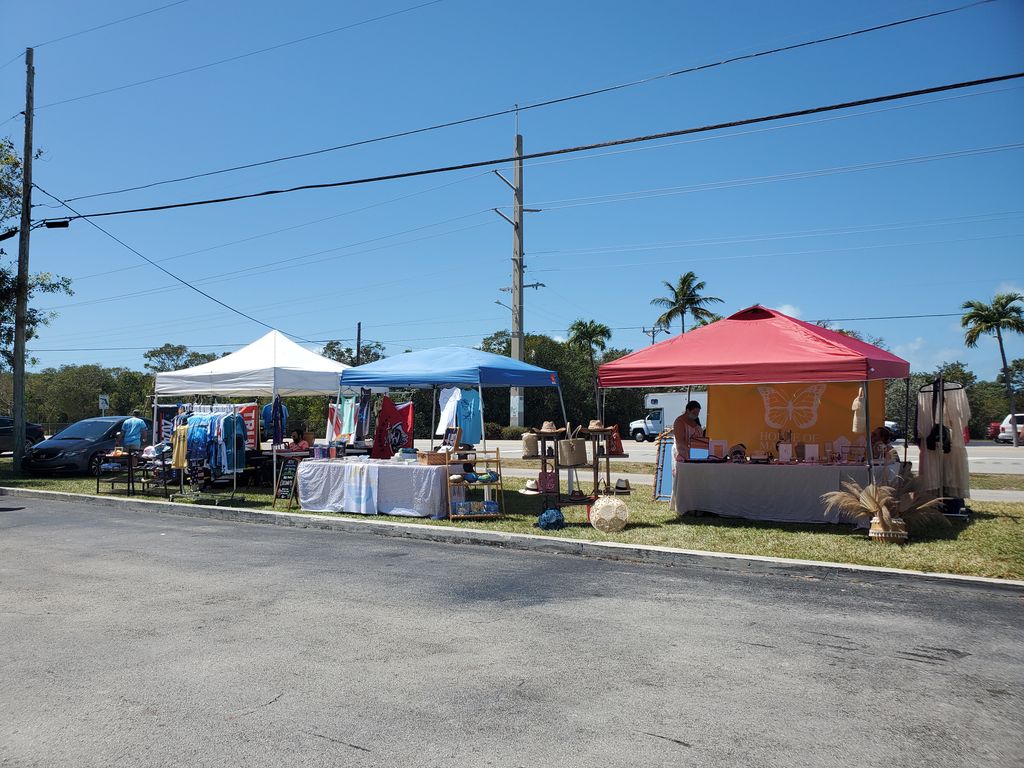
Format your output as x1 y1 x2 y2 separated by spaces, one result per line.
0 415 45 455
995 414 1024 444
21 416 152 475
883 420 905 441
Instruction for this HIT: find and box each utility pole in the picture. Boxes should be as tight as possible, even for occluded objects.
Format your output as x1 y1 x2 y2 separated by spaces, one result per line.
511 133 524 427
642 325 666 345
355 321 362 365
494 134 526 426
13 48 34 475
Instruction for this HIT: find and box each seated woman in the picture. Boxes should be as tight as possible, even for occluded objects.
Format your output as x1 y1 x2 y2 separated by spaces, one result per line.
288 429 310 453
870 426 899 463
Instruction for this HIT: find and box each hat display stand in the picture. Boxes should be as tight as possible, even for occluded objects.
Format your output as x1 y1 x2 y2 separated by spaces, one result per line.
529 422 594 515
581 420 630 497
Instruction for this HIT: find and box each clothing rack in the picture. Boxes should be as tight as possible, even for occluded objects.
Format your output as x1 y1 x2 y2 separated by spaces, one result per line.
918 375 967 516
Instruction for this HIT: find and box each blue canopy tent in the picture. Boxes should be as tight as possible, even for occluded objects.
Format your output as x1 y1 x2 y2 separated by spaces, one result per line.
338 346 567 447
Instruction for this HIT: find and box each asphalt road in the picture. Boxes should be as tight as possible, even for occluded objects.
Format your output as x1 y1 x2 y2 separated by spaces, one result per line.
2 498 1022 768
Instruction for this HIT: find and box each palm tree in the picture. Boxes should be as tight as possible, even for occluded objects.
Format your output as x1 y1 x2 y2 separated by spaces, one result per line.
962 292 1024 447
650 271 723 334
567 319 611 416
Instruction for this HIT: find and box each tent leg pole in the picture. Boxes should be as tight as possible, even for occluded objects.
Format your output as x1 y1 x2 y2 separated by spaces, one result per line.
152 396 159 447
557 385 568 427
903 377 910 465
430 385 436 451
864 379 875 484
479 385 486 451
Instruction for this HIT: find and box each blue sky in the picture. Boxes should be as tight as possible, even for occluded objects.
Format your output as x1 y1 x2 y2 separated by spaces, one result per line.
2 0 1022 379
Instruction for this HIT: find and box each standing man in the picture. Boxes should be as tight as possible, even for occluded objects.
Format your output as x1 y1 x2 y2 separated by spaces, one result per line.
121 409 149 451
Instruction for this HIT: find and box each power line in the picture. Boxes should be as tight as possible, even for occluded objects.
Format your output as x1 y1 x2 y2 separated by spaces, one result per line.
68 170 490 282
38 71 1024 224
0 1 190 76
517 144 1024 214
59 0 998 203
33 0 446 111
531 232 1024 273
31 183 315 343
528 211 1024 259
38 216 497 311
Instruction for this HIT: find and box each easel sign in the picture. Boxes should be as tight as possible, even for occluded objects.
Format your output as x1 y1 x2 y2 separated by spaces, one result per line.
273 456 301 509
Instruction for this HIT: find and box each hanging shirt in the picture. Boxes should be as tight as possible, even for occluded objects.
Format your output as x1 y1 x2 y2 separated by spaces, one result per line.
355 389 372 442
171 425 189 469
435 387 461 435
262 402 288 441
457 389 482 445
371 397 414 459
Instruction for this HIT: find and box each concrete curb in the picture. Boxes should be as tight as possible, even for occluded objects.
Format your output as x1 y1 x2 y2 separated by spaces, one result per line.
2 486 1022 591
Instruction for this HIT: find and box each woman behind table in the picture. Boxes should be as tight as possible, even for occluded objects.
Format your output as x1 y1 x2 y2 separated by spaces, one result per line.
673 400 707 461
289 429 309 453
870 426 899 463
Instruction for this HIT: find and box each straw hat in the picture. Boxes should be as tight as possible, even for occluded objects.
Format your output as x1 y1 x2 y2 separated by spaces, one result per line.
536 421 566 434
519 479 541 495
584 419 613 432
449 474 464 483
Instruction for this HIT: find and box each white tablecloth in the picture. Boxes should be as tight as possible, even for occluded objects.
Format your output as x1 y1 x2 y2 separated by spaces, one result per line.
673 463 872 524
297 459 451 518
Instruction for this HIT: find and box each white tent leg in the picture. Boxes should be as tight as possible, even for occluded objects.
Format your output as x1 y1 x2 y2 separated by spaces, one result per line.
864 379 875 485
430 385 437 451
479 385 486 451
557 384 568 426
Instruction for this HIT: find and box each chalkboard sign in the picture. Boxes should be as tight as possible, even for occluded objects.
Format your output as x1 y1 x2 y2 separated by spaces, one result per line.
273 456 301 508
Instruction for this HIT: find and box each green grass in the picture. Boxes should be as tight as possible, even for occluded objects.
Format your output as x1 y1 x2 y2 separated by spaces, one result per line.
969 473 1024 491
3 458 1022 579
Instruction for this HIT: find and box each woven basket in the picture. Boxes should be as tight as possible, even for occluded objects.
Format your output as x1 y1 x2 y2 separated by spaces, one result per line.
868 515 908 544
417 452 449 466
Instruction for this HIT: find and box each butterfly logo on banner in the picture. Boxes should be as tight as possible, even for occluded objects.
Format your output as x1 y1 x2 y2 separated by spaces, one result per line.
756 384 826 429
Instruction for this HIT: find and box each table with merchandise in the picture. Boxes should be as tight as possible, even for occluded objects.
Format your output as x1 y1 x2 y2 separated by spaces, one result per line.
296 457 455 518
673 461 872 524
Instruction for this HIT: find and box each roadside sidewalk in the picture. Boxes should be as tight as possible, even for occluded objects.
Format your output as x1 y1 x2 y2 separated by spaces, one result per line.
2 486 1021 590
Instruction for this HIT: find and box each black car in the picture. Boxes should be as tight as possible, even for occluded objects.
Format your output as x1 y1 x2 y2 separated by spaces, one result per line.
22 416 152 475
0 415 45 455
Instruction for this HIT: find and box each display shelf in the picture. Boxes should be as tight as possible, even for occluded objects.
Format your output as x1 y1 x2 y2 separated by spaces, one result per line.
583 429 632 496
445 447 505 519
96 450 170 498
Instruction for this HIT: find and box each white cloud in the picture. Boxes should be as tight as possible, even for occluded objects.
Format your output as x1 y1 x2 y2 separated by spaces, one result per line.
996 281 1024 296
552 334 566 343
773 303 802 318
894 336 967 373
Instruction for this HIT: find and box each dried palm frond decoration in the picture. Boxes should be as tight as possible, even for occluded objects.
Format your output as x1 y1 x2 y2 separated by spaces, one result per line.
821 477 949 544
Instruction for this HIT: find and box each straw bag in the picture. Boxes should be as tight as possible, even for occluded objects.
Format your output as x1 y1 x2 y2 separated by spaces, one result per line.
558 437 588 466
522 432 539 458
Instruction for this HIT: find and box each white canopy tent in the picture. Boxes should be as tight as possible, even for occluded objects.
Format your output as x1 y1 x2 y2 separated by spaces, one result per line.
154 330 349 397
154 330 350 488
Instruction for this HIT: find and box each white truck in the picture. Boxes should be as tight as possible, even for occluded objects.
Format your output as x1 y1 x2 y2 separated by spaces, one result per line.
629 391 708 442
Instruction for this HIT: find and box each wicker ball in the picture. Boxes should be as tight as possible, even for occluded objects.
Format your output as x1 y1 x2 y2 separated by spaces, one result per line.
590 496 628 533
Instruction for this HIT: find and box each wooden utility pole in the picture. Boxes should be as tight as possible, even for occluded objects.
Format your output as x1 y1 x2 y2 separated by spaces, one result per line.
510 133 524 427
355 321 362 365
12 48 34 474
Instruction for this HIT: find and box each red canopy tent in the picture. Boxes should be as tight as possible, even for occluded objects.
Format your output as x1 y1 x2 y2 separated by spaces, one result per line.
598 305 909 388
